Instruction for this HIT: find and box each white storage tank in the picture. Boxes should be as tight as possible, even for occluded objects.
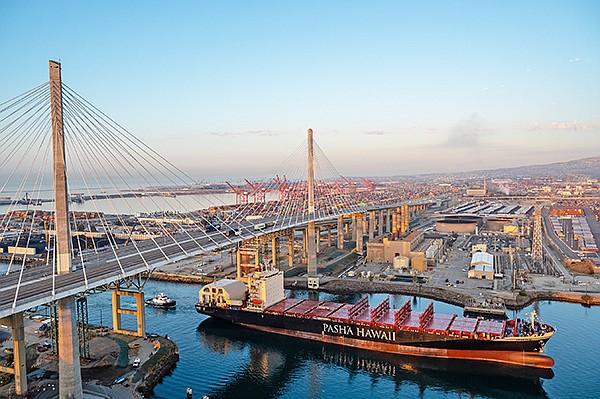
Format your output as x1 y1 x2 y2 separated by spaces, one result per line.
426 244 439 259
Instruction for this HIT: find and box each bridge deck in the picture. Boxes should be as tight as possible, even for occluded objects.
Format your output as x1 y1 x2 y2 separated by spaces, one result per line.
0 202 426 319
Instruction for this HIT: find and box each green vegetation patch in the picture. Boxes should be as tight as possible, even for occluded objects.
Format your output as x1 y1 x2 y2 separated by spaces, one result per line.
109 337 130 368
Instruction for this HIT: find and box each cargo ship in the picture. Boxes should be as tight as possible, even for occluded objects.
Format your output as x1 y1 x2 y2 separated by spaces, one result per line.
195 269 555 369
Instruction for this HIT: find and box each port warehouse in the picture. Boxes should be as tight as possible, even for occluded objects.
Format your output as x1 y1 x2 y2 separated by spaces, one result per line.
432 201 536 235
448 201 533 217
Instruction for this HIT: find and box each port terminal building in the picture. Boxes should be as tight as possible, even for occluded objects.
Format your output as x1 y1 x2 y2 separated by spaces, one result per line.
366 231 442 272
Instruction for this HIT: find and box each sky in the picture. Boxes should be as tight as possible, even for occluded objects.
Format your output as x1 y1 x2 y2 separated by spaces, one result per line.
1 1 599 181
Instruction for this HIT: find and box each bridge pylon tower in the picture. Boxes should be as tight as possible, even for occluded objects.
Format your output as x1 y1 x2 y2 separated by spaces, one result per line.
49 60 84 399
306 128 319 289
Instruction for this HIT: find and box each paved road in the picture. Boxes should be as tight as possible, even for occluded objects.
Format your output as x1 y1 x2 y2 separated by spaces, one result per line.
542 214 579 259
0 215 299 319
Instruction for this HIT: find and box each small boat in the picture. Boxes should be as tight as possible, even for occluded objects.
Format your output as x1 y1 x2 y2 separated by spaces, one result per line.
463 299 508 319
114 370 136 384
146 292 176 308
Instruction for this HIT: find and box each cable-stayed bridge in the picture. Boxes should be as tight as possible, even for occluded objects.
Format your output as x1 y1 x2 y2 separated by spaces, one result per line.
0 61 429 397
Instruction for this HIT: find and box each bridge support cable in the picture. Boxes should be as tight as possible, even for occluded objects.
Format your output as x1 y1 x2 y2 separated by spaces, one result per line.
63 94 245 250
61 99 169 269
61 84 245 234
62 96 215 261
12 138 52 310
0 100 50 174
2 126 52 276
0 101 51 242
61 90 211 262
61 86 238 255
62 132 152 271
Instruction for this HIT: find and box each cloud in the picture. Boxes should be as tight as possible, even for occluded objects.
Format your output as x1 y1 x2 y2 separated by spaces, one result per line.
362 127 440 136
525 121 598 131
443 114 488 148
569 57 581 63
209 129 278 137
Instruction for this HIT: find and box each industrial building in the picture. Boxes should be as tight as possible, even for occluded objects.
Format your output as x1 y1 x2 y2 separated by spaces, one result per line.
366 231 425 263
471 243 487 253
468 264 494 280
366 231 442 273
468 251 495 280
435 215 482 234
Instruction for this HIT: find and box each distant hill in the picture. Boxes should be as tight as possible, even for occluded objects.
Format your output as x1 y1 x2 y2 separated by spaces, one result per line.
470 156 600 179
370 156 600 181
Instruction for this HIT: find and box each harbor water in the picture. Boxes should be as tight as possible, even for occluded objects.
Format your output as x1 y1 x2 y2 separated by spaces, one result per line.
78 280 599 399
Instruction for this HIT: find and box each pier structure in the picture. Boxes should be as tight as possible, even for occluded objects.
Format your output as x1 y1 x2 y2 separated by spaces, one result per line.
0 313 27 394
112 289 146 337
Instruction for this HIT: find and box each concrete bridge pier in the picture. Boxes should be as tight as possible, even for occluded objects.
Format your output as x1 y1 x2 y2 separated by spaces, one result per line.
351 215 356 240
368 211 375 240
362 215 368 236
58 296 84 399
316 227 321 251
355 214 364 255
401 204 409 234
111 290 146 337
392 209 398 237
288 233 294 267
326 226 332 247
49 60 84 399
307 221 319 289
337 216 344 250
271 236 278 267
378 210 383 236
385 209 391 234
0 313 27 395
302 228 308 257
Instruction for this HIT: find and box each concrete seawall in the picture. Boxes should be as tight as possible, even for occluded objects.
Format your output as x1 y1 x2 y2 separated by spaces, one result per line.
301 279 600 310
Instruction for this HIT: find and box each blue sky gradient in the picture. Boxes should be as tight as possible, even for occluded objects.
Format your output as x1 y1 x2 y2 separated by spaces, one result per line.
1 1 599 179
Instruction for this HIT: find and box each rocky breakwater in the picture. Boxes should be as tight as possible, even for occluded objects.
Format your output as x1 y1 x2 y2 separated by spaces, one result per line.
135 336 179 398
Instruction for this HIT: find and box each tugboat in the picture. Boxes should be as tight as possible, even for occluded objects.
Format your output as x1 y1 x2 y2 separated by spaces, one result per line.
146 292 176 309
